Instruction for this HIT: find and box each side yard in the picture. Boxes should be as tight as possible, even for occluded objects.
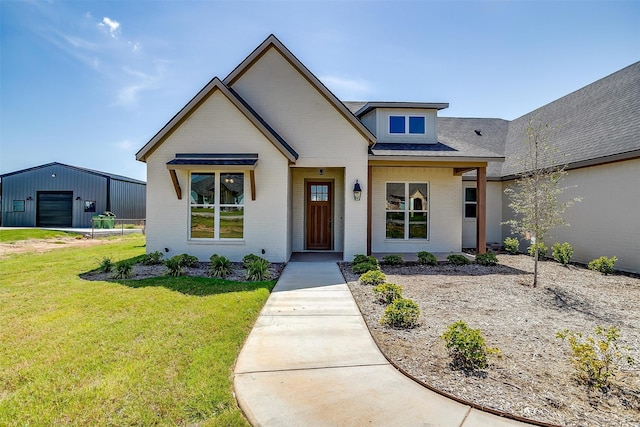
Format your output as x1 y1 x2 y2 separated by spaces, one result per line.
0 234 274 426
343 255 640 427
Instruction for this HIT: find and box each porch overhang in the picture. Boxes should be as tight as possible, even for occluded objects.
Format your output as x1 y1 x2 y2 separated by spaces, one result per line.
166 153 258 200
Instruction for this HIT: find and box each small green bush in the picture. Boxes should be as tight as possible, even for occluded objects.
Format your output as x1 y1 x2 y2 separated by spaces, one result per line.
98 257 114 273
588 256 617 275
503 237 519 255
475 253 498 266
246 259 270 281
165 256 185 277
112 260 133 279
178 254 199 268
381 298 420 328
208 254 232 278
552 242 574 266
141 251 164 265
527 242 548 260
373 283 403 304
447 254 470 266
242 254 268 268
352 256 379 274
441 321 499 371
557 326 635 390
382 254 403 265
359 270 386 286
417 251 437 266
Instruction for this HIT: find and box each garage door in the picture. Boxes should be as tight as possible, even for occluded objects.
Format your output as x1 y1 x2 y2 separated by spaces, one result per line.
37 192 73 227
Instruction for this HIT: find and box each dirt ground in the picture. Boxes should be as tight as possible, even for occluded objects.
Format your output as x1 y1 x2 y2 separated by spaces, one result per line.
342 256 640 427
0 235 111 258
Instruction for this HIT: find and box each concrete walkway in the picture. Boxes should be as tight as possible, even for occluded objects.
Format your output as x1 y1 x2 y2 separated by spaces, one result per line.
234 261 534 427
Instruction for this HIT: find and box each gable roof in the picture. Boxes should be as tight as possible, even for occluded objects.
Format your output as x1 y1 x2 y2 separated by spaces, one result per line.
501 61 640 178
223 34 376 145
136 77 298 163
0 162 146 185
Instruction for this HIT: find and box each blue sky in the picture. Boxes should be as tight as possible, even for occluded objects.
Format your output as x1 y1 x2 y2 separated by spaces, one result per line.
1 0 638 181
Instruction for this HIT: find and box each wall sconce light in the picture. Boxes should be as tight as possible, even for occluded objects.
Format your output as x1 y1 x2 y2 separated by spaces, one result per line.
26 196 33 201
51 173 56 178
353 180 362 201
76 196 82 201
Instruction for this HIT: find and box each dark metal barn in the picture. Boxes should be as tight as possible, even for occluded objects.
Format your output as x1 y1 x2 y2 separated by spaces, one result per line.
0 163 146 228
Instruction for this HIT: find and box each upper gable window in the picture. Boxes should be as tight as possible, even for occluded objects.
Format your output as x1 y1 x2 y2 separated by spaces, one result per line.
389 116 426 134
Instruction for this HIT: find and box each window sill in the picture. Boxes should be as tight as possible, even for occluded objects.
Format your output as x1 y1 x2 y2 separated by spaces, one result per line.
188 240 245 245
384 239 430 243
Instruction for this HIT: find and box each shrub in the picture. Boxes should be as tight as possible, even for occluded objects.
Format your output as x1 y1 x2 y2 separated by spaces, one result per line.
352 255 379 274
588 256 617 275
417 251 437 266
503 237 519 255
556 326 635 390
352 254 372 265
382 254 403 265
112 260 133 279
208 254 232 278
381 298 420 328
246 259 270 281
141 251 164 265
359 270 386 286
475 253 498 266
242 254 268 269
447 254 470 266
178 254 199 268
98 257 114 273
373 283 403 304
527 242 548 260
165 256 184 277
552 242 574 266
441 321 499 371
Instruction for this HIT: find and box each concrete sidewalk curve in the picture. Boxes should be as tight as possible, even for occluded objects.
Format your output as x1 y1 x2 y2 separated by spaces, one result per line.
234 261 535 427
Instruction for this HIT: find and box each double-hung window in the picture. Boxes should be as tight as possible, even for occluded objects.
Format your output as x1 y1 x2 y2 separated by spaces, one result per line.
464 187 477 219
385 182 428 239
389 115 426 134
190 172 244 239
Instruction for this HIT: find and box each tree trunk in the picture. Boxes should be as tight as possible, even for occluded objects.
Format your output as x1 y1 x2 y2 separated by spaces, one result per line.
533 246 539 287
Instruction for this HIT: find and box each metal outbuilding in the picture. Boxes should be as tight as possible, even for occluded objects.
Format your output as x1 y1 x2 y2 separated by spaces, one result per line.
0 162 146 227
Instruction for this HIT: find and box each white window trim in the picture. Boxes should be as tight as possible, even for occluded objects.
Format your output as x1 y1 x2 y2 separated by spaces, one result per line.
189 171 245 241
464 186 477 220
388 115 427 135
385 181 429 241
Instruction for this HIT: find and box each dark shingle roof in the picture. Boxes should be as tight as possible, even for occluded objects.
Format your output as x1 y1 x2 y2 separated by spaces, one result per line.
501 61 640 178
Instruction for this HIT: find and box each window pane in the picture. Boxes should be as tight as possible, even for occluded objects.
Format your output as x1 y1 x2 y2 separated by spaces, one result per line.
386 183 405 210
220 207 243 239
191 173 215 205
409 116 425 134
409 212 427 238
465 187 477 202
465 203 477 218
408 183 427 211
386 212 405 239
13 200 25 212
191 206 214 238
389 116 405 134
220 173 244 205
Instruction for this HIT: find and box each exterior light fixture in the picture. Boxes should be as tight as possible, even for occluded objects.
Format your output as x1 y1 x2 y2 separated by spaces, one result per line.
353 180 362 201
26 196 33 201
76 196 82 201
51 173 56 178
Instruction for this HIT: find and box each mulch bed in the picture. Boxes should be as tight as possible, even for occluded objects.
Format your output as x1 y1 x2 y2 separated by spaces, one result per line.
341 255 640 427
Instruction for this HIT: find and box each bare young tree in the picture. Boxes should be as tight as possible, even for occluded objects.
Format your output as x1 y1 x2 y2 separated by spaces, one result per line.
504 117 581 287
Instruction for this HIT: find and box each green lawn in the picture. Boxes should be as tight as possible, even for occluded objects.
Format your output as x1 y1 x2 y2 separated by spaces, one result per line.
0 233 274 426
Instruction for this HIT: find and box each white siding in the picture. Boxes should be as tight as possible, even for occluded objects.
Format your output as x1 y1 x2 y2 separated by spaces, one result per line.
230 47 370 260
500 158 640 273
145 89 290 262
371 167 462 253
462 181 503 248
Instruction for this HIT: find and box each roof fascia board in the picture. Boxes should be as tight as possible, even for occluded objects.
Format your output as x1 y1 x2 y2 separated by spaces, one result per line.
136 77 298 163
355 102 450 117
223 34 377 145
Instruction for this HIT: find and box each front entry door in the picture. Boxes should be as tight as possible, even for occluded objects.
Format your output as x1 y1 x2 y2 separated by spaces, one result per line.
306 182 332 250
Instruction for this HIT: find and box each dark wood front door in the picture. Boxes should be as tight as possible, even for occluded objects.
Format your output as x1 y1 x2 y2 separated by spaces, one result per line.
306 182 332 250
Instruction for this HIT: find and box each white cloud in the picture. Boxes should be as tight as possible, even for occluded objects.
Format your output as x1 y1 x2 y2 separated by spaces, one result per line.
98 16 120 38
320 75 372 100
115 139 133 150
